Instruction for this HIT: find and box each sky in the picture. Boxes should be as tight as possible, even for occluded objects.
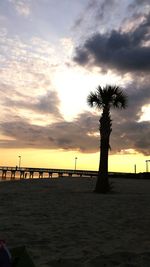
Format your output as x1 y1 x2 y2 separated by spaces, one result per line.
0 0 150 173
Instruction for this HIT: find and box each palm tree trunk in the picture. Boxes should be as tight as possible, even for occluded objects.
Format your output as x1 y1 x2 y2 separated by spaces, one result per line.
95 137 110 193
95 106 111 193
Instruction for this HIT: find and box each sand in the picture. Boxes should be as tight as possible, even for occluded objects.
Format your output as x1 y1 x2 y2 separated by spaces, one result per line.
0 176 150 267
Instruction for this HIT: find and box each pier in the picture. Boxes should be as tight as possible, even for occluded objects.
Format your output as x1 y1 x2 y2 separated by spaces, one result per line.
0 167 149 180
0 166 99 180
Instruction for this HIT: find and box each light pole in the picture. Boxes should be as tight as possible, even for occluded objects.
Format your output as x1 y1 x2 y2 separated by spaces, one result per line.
145 160 150 172
134 164 136 174
75 157 78 171
18 155 21 169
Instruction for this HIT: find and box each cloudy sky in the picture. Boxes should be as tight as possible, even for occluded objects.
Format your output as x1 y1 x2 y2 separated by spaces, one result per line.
0 0 150 172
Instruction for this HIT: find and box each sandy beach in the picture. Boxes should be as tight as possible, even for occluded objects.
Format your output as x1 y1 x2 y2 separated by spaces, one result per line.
0 176 150 266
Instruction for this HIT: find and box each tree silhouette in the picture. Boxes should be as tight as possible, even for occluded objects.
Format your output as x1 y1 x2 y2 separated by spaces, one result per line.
87 85 127 193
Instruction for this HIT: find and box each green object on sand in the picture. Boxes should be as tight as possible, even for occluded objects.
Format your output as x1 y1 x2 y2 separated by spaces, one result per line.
10 246 35 267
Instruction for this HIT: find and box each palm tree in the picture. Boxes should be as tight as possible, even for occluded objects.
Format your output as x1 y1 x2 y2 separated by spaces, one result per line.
87 85 127 193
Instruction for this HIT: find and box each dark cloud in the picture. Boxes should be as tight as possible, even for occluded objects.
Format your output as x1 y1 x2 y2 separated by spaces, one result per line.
1 89 63 119
111 121 150 156
33 91 62 117
111 78 150 122
74 13 150 73
109 78 150 155
0 92 149 155
0 112 98 153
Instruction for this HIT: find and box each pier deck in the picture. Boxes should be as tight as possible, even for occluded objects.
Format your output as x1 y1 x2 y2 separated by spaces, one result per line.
0 166 99 180
0 167 149 180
